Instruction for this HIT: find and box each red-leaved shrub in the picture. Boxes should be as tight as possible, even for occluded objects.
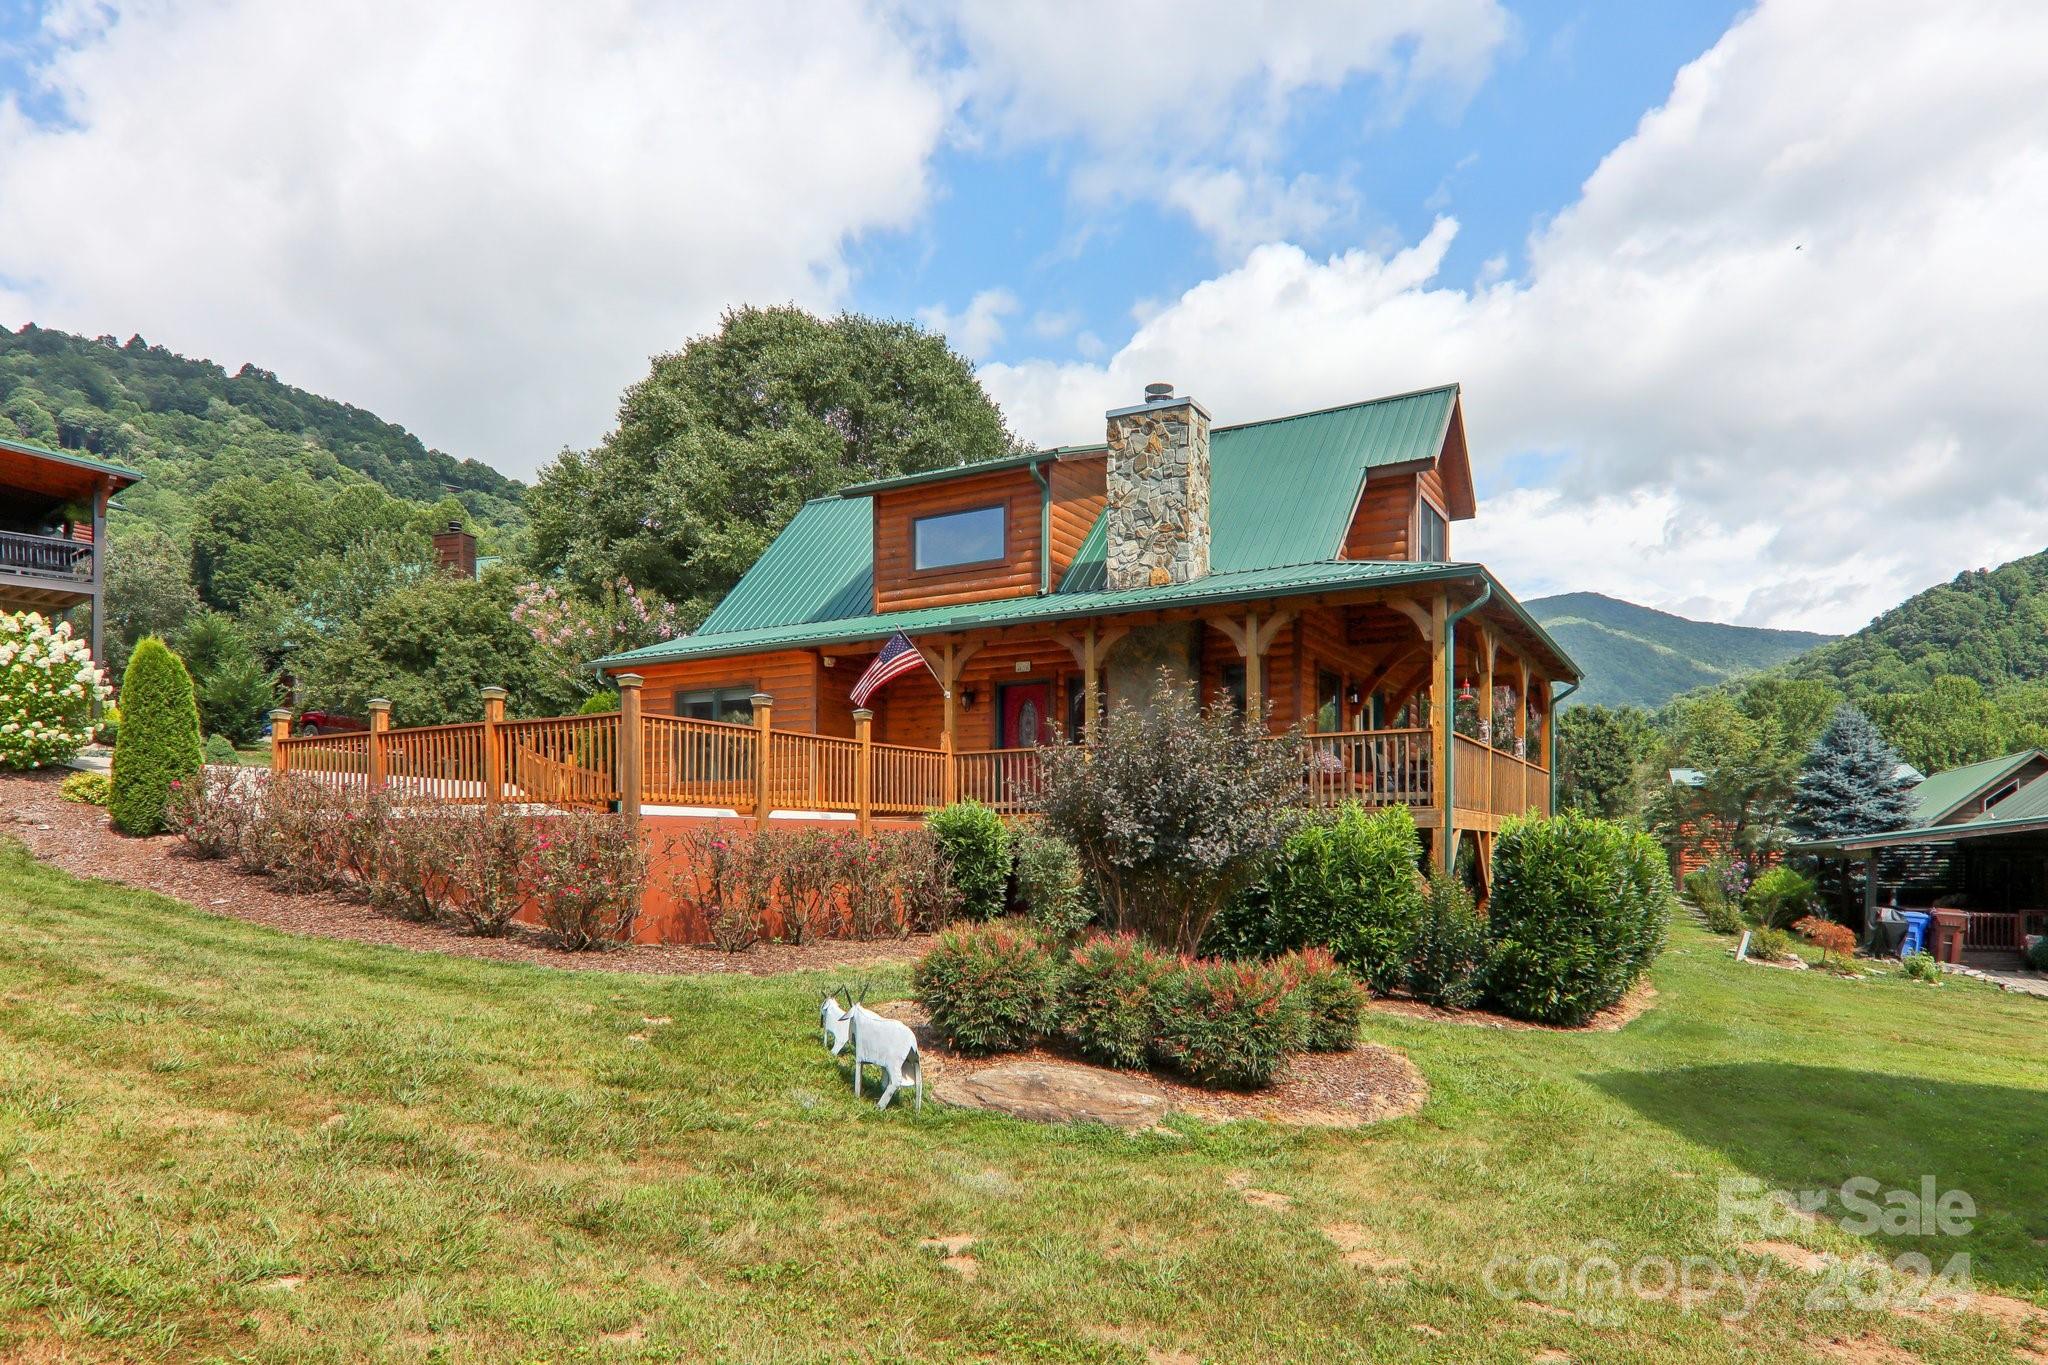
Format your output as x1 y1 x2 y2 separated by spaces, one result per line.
533 809 646 949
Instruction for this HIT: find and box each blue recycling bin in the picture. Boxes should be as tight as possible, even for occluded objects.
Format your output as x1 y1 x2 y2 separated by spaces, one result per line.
1898 911 1931 957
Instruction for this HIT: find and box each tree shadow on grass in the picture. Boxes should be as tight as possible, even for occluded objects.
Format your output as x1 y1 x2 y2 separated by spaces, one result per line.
1595 1063 2048 1291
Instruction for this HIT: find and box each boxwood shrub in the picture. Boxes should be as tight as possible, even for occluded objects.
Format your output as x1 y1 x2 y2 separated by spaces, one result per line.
1482 811 1671 1026
912 925 1057 1054
926 801 1012 921
108 637 203 836
1060 932 1173 1068
1149 958 1303 1089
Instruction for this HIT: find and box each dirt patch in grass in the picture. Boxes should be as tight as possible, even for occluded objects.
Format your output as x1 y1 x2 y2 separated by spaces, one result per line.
0 769 930 977
1806 1332 1922 1363
1368 981 1656 1033
874 1000 1427 1129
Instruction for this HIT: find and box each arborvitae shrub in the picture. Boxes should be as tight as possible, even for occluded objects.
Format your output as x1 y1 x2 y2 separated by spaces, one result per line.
108 636 203 836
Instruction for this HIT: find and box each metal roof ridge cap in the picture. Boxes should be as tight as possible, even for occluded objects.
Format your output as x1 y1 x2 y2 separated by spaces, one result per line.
1209 382 1460 434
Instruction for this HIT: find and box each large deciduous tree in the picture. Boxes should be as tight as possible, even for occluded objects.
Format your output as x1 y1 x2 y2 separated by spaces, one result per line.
527 306 1020 625
1864 675 2011 773
1557 704 1655 819
1791 704 1917 842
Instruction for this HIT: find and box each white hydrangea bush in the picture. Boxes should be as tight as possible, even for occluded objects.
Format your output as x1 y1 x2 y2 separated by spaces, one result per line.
0 611 112 770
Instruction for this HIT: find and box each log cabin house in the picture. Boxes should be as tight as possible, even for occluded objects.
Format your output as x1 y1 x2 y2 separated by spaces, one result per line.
592 382 1580 873
0 434 141 666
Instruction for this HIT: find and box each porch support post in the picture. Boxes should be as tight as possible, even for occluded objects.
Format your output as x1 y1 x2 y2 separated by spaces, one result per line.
1214 609 1293 733
1428 593 1449 871
269 708 292 774
853 708 874 836
1478 627 1496 811
366 699 390 793
1862 848 1880 939
617 674 643 821
1082 625 1101 739
90 479 107 679
481 686 507 811
751 693 774 826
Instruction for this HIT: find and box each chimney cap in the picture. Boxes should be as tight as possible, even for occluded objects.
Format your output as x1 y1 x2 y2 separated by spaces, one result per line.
1144 382 1175 403
443 520 465 534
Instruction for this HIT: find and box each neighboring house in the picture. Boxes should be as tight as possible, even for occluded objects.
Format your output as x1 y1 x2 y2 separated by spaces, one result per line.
0 434 142 666
593 382 1580 872
1794 748 2048 957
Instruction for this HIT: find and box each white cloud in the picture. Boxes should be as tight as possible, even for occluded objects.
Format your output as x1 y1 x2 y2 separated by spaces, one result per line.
0 0 948 476
932 0 1510 250
916 288 1018 361
981 0 2048 633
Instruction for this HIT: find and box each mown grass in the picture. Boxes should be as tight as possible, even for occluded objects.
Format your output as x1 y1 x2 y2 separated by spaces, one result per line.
1 837 2044 1363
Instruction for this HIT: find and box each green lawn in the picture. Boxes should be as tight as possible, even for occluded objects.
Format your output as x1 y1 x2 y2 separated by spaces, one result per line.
1 839 2043 1363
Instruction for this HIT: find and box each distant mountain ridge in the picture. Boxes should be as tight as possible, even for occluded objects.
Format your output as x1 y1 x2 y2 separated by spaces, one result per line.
1527 592 1837 711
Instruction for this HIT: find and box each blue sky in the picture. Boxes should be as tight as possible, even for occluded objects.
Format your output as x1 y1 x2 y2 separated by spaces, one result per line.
854 2 1747 395
2 1 2045 632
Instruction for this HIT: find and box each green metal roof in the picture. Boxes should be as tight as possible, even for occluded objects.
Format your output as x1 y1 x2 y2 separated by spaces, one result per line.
1905 750 2043 826
0 433 145 486
1208 384 1458 572
1959 766 2048 823
590 382 1574 674
694 495 875 635
602 559 1484 668
837 449 1056 497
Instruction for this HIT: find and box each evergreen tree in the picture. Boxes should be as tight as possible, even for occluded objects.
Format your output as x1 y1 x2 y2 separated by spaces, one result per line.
109 637 204 836
1790 704 1916 841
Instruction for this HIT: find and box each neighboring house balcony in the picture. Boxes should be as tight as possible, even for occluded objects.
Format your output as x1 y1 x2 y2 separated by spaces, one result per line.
0 436 141 662
0 528 96 606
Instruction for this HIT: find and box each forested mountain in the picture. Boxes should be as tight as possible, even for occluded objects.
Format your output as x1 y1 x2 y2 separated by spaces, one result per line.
1527 592 1835 710
0 325 524 535
1777 549 2048 699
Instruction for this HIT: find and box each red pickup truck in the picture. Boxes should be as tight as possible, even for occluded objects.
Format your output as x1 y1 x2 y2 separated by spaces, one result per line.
293 709 367 736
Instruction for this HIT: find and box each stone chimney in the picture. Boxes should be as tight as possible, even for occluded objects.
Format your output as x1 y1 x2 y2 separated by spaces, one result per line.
432 520 478 578
1105 382 1211 590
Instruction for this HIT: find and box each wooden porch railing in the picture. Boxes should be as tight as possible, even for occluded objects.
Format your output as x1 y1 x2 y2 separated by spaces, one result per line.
273 691 1552 826
0 528 92 582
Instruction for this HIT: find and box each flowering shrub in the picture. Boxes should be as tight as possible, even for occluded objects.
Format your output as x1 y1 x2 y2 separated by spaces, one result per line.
167 767 255 859
1272 947 1366 1051
1793 914 1858 969
512 578 685 699
668 824 770 951
371 812 460 922
912 926 1058 1055
533 810 647 949
1149 958 1302 1089
0 611 110 770
1060 933 1173 1068
446 806 537 936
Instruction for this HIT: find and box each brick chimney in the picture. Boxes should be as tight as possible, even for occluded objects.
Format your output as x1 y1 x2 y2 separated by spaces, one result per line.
1105 382 1210 589
432 520 477 578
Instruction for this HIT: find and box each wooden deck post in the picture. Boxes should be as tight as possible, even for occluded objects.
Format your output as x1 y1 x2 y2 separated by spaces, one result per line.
481 686 506 811
1243 609 1263 725
616 673 643 821
853 707 874 836
269 708 293 774
751 693 774 826
1478 628 1496 812
1428 593 1449 872
1082 625 1101 739
366 698 390 792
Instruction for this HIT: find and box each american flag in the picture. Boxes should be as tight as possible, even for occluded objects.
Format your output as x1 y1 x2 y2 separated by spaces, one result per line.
849 632 932 707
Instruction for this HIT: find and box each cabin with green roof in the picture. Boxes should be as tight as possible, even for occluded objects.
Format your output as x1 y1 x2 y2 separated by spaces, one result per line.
593 382 1580 871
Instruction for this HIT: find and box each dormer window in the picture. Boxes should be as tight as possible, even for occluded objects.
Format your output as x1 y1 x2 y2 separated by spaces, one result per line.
913 504 1005 571
1417 502 1447 562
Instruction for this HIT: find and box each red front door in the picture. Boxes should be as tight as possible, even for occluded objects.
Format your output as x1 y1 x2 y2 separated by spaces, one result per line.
1000 682 1052 749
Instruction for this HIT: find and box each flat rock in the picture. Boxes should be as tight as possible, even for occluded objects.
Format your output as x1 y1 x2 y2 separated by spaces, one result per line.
932 1061 1171 1128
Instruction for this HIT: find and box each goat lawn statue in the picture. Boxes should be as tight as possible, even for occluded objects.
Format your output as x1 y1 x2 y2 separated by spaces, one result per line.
820 985 922 1113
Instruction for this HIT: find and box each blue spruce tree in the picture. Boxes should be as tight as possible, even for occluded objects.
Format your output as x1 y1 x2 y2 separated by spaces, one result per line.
1791 704 1916 841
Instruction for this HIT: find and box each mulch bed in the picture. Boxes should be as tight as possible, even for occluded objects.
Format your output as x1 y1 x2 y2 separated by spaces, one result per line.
1366 981 1657 1033
874 1000 1428 1129
0 768 931 977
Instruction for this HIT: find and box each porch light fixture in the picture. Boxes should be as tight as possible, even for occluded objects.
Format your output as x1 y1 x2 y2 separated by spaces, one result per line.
1346 686 1362 707
961 688 978 709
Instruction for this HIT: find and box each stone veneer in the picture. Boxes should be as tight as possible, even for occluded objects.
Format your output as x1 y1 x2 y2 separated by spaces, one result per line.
1105 397 1211 590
